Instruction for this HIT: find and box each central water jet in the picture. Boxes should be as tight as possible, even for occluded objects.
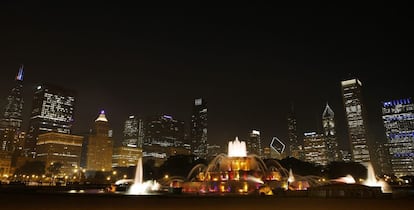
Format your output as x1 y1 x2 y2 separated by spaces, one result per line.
228 136 247 157
127 157 160 195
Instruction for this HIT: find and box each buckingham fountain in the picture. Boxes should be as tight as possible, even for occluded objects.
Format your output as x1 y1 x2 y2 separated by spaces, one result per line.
113 137 391 196
184 137 284 194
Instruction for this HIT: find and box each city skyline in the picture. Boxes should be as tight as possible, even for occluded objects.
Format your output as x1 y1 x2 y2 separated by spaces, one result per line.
0 6 412 150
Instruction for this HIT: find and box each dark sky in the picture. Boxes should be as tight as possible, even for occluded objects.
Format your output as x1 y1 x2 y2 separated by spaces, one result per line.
0 5 412 150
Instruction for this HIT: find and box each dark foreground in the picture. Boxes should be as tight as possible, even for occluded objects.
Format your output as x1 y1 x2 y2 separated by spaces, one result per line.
2 192 414 210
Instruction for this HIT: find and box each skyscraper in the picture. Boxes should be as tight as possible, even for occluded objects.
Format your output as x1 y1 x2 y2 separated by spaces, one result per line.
0 65 24 152
247 130 262 157
115 115 143 168
25 84 76 157
137 118 144 149
144 115 185 147
322 103 339 162
112 146 142 168
122 115 139 148
341 78 371 163
85 110 113 172
36 132 83 176
287 104 302 160
143 114 188 163
303 132 328 165
191 98 207 159
382 98 414 177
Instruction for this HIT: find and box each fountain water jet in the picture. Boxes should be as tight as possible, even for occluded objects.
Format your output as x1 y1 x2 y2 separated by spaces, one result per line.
334 175 356 184
228 136 247 157
288 169 295 183
362 162 391 193
127 157 160 195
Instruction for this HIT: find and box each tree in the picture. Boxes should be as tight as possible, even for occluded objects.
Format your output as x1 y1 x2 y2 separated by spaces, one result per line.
47 162 63 176
158 155 207 179
325 161 366 180
14 161 45 176
277 157 323 176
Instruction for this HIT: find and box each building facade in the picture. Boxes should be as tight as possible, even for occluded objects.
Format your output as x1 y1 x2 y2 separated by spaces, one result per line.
322 103 339 163
303 132 328 165
0 65 24 152
25 84 76 157
143 114 188 163
0 151 11 177
382 98 414 177
206 144 223 160
191 98 208 159
341 78 370 163
122 115 142 148
36 132 83 176
339 150 352 162
247 130 262 157
85 111 113 172
262 147 271 159
287 105 302 160
112 146 142 168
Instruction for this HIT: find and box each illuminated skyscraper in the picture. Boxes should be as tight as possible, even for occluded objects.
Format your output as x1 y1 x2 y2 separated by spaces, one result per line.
247 130 262 156
0 65 24 152
112 146 142 168
0 151 11 177
341 78 371 163
303 132 327 165
382 98 414 177
86 110 113 172
36 132 83 176
116 115 143 167
25 84 76 157
207 144 223 159
287 104 302 160
322 103 339 162
122 115 143 148
191 98 207 159
144 115 185 147
143 114 188 163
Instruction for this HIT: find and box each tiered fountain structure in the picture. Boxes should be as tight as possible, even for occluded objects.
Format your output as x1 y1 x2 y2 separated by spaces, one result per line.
188 137 280 194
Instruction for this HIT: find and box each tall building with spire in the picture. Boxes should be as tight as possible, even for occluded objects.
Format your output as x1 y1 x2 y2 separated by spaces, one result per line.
25 84 76 157
287 104 302 160
191 98 208 159
0 65 25 152
322 103 339 163
341 78 371 163
85 110 113 172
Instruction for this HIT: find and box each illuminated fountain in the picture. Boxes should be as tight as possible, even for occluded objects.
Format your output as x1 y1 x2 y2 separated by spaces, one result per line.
332 162 391 193
362 162 391 193
333 174 356 184
127 157 160 195
186 137 277 194
288 169 295 183
228 137 247 157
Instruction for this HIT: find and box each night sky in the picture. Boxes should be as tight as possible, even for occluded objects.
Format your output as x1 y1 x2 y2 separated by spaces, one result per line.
0 5 412 150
